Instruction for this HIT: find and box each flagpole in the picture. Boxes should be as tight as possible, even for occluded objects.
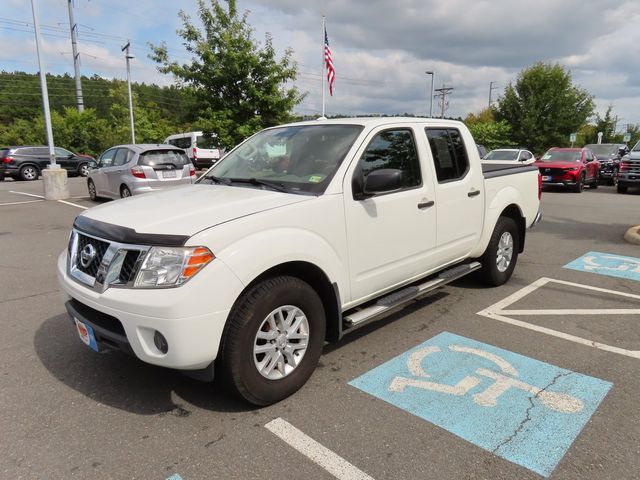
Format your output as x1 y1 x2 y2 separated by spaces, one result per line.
321 15 325 118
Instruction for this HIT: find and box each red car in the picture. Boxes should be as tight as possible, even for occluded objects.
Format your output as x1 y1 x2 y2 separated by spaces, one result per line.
535 147 600 192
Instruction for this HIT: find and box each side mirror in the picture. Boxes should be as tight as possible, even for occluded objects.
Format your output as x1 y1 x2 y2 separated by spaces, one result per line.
363 169 403 196
618 147 627 156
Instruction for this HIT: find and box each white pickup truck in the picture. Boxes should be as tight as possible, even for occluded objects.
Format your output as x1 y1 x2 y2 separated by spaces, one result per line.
57 118 541 405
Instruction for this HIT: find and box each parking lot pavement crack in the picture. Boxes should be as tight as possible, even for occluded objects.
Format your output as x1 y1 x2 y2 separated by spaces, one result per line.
0 289 59 304
492 371 575 455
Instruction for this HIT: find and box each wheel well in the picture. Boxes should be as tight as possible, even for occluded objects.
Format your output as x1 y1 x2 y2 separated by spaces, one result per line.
242 261 342 342
20 163 39 172
120 184 129 193
500 204 526 253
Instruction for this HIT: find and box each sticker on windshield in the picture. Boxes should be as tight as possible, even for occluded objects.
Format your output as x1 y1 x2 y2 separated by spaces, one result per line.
308 175 324 183
542 154 551 160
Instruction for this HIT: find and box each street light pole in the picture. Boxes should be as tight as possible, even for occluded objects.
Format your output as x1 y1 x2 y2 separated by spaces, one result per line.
121 41 135 144
67 0 84 112
30 0 56 168
30 0 69 200
489 81 497 108
426 71 434 117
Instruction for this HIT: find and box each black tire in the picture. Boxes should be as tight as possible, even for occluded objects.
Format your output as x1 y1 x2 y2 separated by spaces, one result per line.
219 276 326 406
589 171 598 189
617 184 628 194
19 165 39 181
120 185 132 198
78 163 90 177
611 169 619 186
0 175 4 182
572 173 584 193
87 179 98 201
479 216 519 287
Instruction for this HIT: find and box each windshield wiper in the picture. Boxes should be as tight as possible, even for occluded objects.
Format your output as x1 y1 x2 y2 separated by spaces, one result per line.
226 177 290 193
202 175 231 185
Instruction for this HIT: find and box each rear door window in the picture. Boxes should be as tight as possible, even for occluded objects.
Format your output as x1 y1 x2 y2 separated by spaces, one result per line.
113 149 130 167
167 137 192 149
138 150 190 169
425 128 470 182
196 135 217 149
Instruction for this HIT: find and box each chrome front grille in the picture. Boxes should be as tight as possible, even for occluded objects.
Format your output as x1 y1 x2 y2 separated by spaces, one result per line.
68 229 150 292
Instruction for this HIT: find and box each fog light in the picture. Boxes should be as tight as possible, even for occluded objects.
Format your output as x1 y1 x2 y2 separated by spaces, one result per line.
153 331 169 354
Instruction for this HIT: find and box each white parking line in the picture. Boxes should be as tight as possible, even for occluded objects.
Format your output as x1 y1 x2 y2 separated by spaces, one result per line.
477 277 640 360
57 199 87 210
0 200 44 206
8 190 87 210
265 418 375 480
9 190 44 199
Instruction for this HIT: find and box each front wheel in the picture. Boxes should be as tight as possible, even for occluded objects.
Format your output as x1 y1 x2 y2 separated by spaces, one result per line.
79 163 90 177
611 169 619 186
219 276 326 406
88 179 98 201
479 216 519 287
617 184 628 194
573 173 584 193
590 171 599 189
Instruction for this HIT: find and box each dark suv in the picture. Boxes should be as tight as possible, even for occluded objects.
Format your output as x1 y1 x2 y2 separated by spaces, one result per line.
584 143 628 185
0 146 96 181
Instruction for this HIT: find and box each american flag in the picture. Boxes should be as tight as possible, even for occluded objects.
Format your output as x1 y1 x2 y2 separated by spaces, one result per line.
324 27 335 96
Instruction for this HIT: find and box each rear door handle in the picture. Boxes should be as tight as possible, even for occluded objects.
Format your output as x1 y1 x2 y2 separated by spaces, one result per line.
417 200 435 209
468 189 481 197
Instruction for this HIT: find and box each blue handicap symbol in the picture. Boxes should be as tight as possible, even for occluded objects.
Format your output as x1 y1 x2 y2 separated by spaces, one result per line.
349 332 612 477
564 251 640 282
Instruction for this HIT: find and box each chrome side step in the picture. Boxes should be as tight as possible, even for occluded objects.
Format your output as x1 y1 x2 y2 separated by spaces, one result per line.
343 261 481 328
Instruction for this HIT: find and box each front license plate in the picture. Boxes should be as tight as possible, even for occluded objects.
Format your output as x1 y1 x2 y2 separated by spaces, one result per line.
162 170 177 178
74 318 99 352
541 175 551 182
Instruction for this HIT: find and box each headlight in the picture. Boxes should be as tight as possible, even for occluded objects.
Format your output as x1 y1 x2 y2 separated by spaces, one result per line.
134 246 214 288
563 167 579 172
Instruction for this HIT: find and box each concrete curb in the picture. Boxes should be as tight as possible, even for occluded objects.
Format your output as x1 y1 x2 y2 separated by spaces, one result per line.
623 225 640 245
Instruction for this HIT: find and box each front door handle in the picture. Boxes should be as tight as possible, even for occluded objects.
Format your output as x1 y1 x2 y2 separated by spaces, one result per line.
468 189 481 197
417 200 435 209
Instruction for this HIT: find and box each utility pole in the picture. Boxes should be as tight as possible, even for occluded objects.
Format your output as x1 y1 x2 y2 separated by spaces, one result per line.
434 84 453 118
425 71 434 117
489 81 497 108
67 0 84 112
121 40 135 144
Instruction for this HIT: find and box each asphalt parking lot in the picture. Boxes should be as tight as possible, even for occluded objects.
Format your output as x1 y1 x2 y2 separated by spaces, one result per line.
1 177 639 480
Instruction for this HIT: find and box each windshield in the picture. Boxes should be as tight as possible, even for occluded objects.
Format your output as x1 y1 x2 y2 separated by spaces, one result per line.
484 150 518 161
632 140 640 152
584 144 616 156
539 150 581 162
200 124 364 194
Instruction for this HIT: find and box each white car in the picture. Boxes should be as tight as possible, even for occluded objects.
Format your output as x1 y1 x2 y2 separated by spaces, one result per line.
164 131 222 169
58 118 541 405
483 148 535 165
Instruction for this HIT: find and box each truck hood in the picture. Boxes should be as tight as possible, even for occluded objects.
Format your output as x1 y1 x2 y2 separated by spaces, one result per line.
79 184 312 237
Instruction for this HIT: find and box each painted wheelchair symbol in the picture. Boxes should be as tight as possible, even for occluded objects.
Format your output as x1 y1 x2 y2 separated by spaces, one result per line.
388 345 584 413
583 255 640 273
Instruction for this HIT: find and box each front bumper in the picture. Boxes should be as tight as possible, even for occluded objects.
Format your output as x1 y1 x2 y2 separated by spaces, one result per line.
618 173 640 187
57 250 244 370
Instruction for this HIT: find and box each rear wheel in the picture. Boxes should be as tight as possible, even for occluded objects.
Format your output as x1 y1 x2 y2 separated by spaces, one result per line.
219 276 326 406
120 185 132 198
617 184 628 194
479 216 519 286
19 165 39 181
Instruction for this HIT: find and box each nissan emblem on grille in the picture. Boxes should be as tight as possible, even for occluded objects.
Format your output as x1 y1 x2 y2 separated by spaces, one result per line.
80 244 97 268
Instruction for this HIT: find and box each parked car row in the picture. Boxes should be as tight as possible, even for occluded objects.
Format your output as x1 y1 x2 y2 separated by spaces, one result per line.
0 146 95 181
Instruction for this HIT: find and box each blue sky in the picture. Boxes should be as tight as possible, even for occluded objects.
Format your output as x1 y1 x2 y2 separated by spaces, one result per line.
2 0 640 129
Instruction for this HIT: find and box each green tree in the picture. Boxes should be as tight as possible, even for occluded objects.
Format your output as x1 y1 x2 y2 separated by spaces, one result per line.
149 0 304 149
495 62 594 154
467 120 513 150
